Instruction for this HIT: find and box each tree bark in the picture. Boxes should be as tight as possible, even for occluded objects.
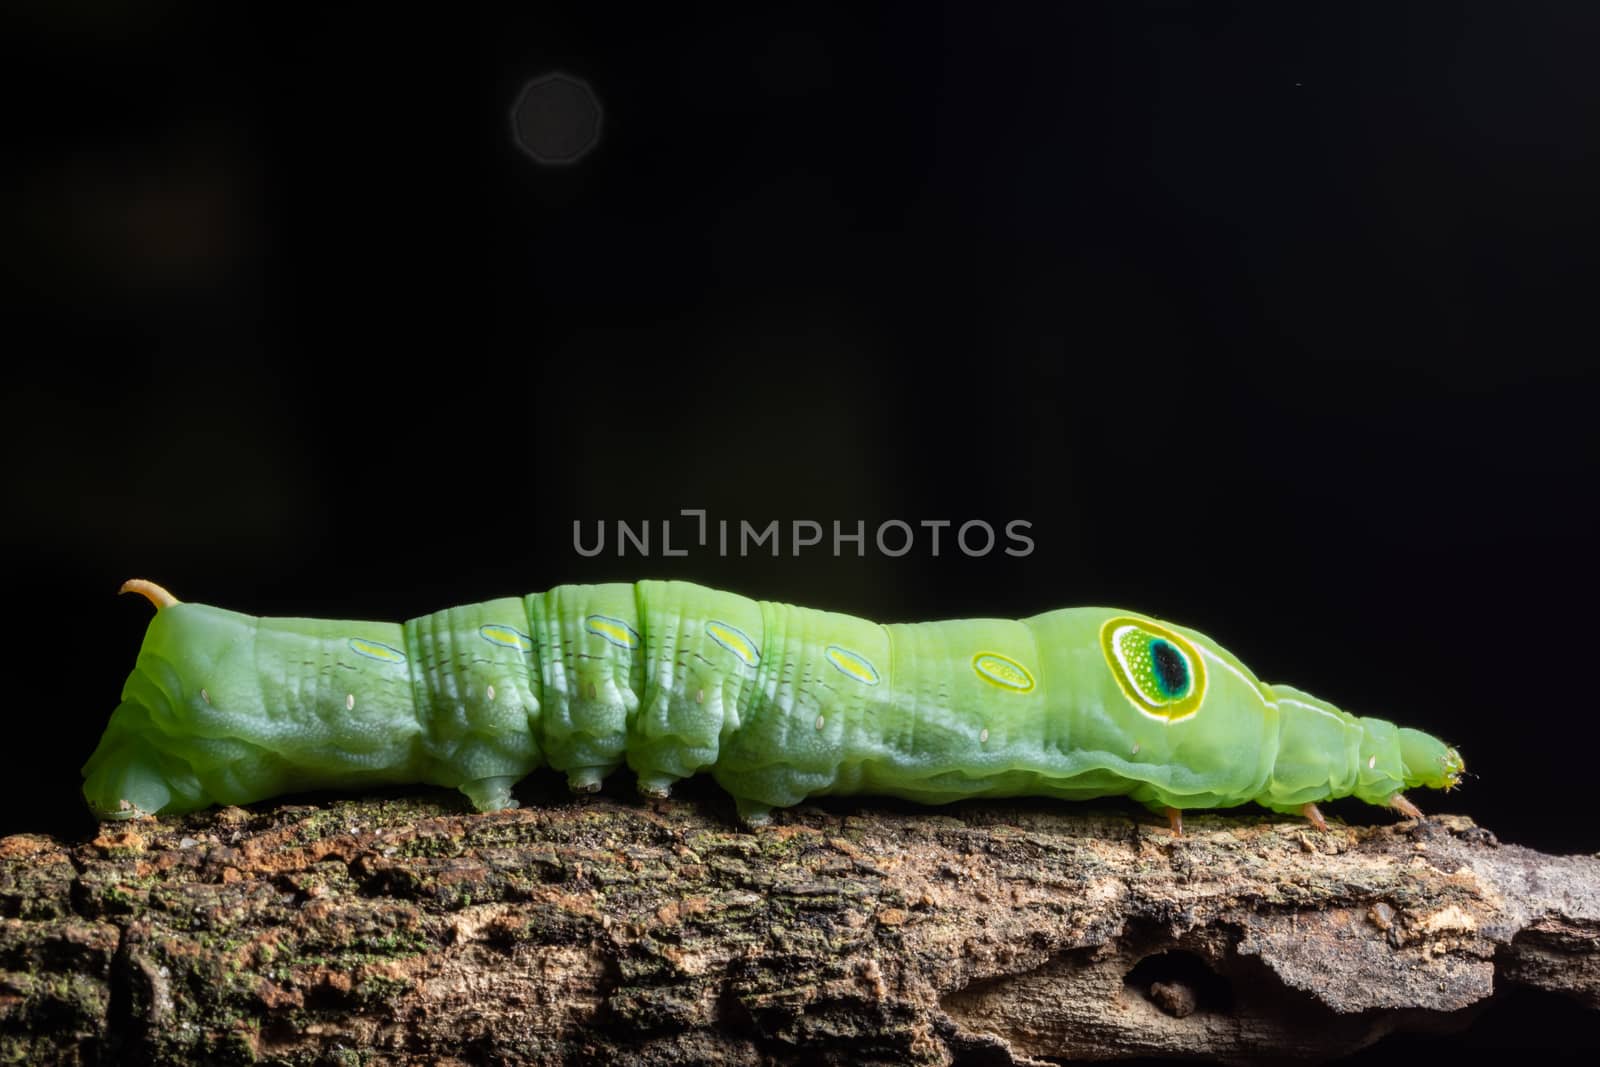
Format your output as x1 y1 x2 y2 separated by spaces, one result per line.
1 792 1595 1065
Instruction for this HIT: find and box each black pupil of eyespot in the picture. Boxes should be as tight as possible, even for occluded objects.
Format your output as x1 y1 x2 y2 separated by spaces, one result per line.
1150 639 1188 697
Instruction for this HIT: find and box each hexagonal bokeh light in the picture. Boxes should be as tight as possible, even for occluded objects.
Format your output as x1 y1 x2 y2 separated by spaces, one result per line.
510 73 602 165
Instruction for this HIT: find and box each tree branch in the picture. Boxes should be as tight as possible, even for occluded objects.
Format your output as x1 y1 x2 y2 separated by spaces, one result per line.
2 793 1596 1064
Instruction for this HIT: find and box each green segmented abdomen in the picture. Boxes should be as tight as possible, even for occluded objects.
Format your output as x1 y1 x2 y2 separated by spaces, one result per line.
82 578 1466 824
524 583 643 793
401 596 543 811
710 594 895 813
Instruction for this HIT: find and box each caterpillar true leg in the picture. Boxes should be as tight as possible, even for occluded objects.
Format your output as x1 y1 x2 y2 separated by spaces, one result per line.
1166 807 1184 837
1389 793 1424 820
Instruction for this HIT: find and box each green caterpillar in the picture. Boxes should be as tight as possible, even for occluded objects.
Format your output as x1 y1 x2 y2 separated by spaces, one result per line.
83 578 1464 832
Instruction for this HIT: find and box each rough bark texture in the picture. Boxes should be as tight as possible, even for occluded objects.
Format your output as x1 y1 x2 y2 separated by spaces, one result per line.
1 789 1596 1065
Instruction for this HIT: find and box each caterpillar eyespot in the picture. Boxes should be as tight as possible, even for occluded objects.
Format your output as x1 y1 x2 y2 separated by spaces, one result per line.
1101 618 1206 721
83 578 1466 829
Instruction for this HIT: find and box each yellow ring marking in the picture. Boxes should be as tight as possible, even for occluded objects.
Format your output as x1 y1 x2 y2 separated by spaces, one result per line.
972 652 1035 693
479 623 533 652
585 615 641 650
348 637 407 665
705 620 761 667
825 645 881 686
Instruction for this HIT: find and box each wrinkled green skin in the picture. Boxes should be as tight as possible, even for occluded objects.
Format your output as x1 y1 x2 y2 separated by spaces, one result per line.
84 580 1464 824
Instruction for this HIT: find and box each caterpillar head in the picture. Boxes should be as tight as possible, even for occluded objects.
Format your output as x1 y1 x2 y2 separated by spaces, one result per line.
1398 727 1466 792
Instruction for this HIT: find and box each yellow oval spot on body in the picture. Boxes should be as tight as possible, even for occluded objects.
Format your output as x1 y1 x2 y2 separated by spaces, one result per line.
585 614 641 650
972 652 1035 693
349 637 407 665
479 623 534 652
825 645 881 686
705 620 761 667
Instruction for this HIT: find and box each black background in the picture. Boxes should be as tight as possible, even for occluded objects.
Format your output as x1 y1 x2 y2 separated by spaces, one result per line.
5 2 1598 1057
